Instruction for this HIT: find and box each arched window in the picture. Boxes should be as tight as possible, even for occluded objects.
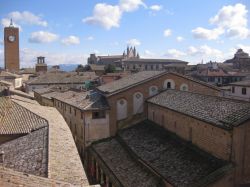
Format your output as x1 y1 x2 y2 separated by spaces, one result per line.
149 86 158 96
163 79 175 89
117 99 127 120
133 92 144 114
167 82 171 88
180 83 188 91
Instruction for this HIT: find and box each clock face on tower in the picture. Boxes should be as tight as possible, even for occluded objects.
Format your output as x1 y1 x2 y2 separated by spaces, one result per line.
8 35 15 42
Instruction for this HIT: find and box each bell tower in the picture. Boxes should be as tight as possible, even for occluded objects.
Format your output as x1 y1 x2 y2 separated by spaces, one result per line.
4 19 20 72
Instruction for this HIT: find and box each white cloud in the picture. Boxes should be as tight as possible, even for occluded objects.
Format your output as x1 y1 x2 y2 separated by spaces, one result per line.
143 50 155 58
210 4 247 29
83 0 146 30
192 3 250 40
149 5 162 11
127 38 141 46
0 39 3 45
187 45 223 61
163 29 172 37
29 31 59 43
119 0 146 12
61 35 80 45
176 36 184 42
165 49 186 58
226 27 250 39
210 3 249 39
187 46 198 54
1 11 47 29
82 3 122 30
19 48 87 67
192 27 224 40
86 36 94 40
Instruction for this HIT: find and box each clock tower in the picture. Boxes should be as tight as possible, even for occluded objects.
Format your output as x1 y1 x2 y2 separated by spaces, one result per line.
4 19 20 72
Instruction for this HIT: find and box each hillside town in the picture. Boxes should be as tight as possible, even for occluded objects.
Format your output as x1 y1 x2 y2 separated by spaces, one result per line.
1 2 250 187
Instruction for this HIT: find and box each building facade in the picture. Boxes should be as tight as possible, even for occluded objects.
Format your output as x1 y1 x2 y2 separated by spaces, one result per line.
97 71 221 136
35 56 47 73
226 80 250 101
224 49 250 72
4 20 19 72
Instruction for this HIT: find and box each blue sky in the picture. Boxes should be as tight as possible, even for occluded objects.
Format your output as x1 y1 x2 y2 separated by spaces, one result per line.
1 0 250 67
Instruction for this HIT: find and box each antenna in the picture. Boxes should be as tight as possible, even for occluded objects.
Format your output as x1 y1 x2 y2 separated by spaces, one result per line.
10 18 13 27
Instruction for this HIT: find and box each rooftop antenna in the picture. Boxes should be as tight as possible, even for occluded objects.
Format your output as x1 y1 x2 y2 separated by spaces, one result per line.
10 18 13 27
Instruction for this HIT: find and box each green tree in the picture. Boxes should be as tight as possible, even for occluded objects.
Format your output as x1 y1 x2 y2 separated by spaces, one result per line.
104 64 116 73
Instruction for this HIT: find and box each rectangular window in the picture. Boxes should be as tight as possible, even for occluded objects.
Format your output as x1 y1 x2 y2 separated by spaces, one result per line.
92 111 106 119
242 87 247 95
232 86 235 93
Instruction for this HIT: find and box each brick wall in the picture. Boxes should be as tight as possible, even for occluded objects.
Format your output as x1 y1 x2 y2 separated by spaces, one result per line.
107 72 221 136
147 103 232 160
232 120 250 185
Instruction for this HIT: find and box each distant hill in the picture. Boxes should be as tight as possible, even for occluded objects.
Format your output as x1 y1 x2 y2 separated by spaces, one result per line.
49 64 80 72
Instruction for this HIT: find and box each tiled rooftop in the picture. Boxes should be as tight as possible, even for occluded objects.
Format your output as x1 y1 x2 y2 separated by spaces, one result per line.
91 138 161 187
53 90 109 110
230 79 250 87
0 127 48 177
41 91 60 99
26 71 98 85
118 120 231 187
147 90 250 129
0 97 48 134
121 58 188 64
0 71 21 78
97 71 166 94
97 71 219 95
13 96 89 185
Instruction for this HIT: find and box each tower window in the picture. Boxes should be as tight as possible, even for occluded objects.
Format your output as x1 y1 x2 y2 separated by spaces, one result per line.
242 87 247 95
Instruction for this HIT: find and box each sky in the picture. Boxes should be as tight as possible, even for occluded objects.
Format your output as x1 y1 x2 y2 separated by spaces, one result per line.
1 0 250 68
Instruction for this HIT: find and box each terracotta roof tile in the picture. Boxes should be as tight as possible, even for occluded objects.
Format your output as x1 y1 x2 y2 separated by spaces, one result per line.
118 121 231 187
97 71 166 94
147 90 250 129
0 97 48 134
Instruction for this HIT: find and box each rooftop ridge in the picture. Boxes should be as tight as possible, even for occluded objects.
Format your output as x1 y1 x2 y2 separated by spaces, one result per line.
97 71 168 95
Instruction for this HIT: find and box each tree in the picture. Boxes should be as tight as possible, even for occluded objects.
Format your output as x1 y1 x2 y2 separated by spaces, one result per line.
104 64 116 73
75 64 90 72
